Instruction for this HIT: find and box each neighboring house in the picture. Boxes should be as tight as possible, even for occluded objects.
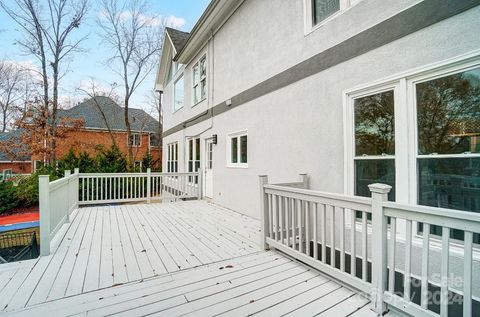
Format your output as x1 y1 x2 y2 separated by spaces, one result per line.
156 0 480 229
0 129 31 174
0 96 161 173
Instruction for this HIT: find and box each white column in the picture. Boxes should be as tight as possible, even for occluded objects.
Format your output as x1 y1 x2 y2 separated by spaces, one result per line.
39 175 51 256
197 168 203 200
259 175 269 250
147 168 151 204
369 183 391 315
74 168 80 208
299 173 309 189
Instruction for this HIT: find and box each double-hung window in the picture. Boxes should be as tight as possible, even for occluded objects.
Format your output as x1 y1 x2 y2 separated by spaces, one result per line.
173 74 184 112
167 142 178 173
353 90 396 201
187 137 201 184
193 56 207 105
347 57 480 243
415 67 480 242
228 131 248 168
128 133 141 147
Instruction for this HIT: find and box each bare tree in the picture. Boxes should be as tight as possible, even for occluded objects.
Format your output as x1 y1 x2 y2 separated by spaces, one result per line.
0 61 24 132
76 78 119 147
98 0 164 164
0 0 89 163
146 89 163 148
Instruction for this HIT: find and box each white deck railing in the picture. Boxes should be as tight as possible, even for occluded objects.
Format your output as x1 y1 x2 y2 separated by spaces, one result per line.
39 169 79 256
39 169 202 255
78 170 201 205
259 174 479 317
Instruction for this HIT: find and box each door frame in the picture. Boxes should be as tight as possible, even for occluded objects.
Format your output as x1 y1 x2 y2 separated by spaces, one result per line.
204 138 214 198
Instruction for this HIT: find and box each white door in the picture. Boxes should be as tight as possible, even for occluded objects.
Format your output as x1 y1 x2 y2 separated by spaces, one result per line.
205 139 214 198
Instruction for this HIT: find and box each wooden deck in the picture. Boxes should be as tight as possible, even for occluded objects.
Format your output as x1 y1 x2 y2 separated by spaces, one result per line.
0 201 376 316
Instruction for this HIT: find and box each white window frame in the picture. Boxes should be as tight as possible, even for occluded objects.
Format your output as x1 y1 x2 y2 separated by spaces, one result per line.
304 0 362 35
227 130 248 168
173 74 185 112
344 50 480 252
167 142 178 173
187 137 201 173
345 84 401 203
128 133 141 147
192 55 207 106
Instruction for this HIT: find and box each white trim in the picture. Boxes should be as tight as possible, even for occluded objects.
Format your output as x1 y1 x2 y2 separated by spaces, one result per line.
226 130 248 168
128 133 142 148
192 54 207 107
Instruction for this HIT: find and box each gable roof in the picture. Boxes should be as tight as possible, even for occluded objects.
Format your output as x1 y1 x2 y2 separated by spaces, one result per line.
0 129 31 161
59 96 159 133
165 27 190 53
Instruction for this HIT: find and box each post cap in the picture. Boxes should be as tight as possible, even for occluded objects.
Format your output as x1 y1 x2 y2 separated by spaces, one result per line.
368 183 392 194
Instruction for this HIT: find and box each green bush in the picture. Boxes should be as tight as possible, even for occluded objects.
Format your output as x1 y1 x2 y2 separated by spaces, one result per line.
0 181 19 215
95 145 128 173
15 166 59 208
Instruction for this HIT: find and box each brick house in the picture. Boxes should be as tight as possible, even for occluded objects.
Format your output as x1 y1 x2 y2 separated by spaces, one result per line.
0 96 161 174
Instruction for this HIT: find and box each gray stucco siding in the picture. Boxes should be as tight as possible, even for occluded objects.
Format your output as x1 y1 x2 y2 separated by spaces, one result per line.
163 5 480 219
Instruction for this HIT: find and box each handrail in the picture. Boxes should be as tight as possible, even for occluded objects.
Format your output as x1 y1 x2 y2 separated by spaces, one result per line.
39 169 204 256
77 169 202 205
39 169 80 256
259 174 479 317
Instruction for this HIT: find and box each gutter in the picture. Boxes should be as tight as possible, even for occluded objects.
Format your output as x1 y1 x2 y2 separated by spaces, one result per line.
173 0 222 61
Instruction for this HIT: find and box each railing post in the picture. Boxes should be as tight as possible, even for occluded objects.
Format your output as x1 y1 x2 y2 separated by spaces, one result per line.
299 173 309 189
368 183 392 315
39 175 51 256
74 168 80 208
197 168 203 200
64 170 71 222
147 168 151 204
259 175 269 250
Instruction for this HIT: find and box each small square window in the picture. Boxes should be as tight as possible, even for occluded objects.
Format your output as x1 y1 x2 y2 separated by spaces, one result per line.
228 131 248 168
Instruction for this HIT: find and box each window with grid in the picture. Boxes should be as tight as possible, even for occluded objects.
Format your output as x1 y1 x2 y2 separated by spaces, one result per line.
193 56 207 105
128 133 141 147
167 142 178 173
188 137 201 183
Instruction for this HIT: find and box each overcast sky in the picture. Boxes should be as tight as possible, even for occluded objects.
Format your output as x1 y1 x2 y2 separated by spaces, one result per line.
0 0 210 115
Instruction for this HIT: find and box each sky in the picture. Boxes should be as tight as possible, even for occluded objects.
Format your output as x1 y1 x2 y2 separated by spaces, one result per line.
0 0 210 116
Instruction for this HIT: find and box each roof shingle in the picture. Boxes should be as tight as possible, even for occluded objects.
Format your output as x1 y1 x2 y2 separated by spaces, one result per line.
166 27 190 53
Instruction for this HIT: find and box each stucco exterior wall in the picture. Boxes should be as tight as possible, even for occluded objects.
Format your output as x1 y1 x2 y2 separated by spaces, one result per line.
162 1 480 219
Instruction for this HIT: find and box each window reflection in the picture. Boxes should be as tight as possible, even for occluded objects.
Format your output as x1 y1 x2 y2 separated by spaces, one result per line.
355 159 396 201
417 68 480 155
354 90 395 156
